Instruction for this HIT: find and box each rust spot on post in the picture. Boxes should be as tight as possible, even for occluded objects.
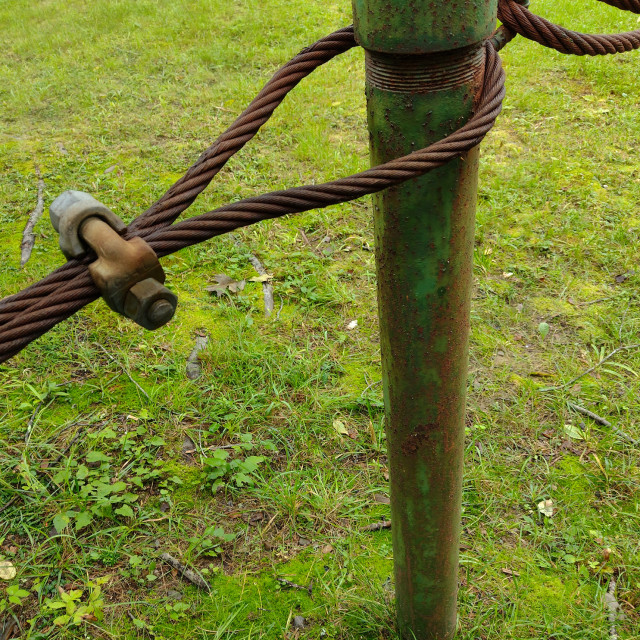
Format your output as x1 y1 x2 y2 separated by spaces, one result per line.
401 423 437 455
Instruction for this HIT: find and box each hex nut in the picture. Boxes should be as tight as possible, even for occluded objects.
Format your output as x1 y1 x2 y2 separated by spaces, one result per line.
49 190 126 259
123 278 178 330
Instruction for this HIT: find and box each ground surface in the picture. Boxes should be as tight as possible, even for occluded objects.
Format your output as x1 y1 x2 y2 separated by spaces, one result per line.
0 1 639 638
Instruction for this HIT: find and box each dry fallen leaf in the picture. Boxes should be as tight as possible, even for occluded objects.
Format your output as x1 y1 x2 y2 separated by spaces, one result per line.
347 320 358 330
614 271 634 284
248 274 273 283
247 512 265 526
206 274 247 297
80 613 98 622
182 435 197 461
0 559 17 580
537 499 554 518
501 567 520 577
333 419 349 436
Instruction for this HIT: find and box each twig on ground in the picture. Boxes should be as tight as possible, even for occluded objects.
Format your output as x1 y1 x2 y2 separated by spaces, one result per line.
48 428 86 467
361 520 392 532
298 229 322 256
0 616 19 640
160 553 211 591
186 334 209 380
567 402 638 445
575 297 614 307
231 235 274 317
360 379 382 397
25 398 50 445
604 577 622 640
540 344 640 392
20 166 45 267
96 344 149 399
0 497 18 515
275 296 284 321
276 577 312 596
567 402 611 427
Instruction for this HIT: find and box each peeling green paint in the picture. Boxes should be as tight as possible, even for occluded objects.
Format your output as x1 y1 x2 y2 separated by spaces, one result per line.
353 0 498 53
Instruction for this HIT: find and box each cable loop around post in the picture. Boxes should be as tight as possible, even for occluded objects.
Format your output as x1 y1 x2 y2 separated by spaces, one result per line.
597 0 640 13
0 37 506 364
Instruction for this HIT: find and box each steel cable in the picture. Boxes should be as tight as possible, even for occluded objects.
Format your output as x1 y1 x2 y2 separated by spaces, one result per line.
0 27 358 323
0 40 505 363
498 0 640 54
597 0 640 12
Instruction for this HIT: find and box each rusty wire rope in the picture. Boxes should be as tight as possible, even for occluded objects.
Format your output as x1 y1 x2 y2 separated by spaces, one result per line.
1 0 639 364
0 38 505 363
498 0 640 54
142 46 505 258
0 27 358 322
597 0 640 12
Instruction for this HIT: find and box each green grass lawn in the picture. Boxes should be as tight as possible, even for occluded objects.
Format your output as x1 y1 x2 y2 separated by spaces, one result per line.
1 1 639 638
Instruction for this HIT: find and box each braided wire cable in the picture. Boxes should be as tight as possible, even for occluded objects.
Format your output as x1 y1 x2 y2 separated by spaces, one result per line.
0 42 506 363
130 26 358 233
498 0 640 54
597 0 640 12
0 27 358 324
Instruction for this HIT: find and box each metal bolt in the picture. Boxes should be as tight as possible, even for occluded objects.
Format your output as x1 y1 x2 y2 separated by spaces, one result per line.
123 278 178 330
149 299 175 327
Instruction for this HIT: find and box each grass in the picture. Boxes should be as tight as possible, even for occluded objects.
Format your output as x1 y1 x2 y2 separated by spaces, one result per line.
1 0 640 638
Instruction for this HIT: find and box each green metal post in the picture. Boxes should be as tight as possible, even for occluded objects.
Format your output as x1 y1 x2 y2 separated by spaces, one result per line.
351 2 497 639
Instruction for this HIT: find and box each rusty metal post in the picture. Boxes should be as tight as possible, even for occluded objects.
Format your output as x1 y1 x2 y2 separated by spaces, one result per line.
351 2 497 638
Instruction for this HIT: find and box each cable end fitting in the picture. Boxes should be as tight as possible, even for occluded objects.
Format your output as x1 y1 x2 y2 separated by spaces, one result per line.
49 191 178 331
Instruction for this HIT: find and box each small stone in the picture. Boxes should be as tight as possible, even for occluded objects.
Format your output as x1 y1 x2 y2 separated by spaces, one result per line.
167 589 183 600
292 616 305 629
